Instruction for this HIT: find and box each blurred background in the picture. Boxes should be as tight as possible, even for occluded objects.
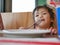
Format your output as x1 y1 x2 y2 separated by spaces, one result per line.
0 0 47 12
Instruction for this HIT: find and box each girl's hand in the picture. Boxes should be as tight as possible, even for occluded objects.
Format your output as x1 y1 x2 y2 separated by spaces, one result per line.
49 27 57 35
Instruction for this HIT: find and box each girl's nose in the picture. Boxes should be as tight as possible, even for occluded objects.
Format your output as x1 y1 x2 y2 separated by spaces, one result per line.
39 15 43 18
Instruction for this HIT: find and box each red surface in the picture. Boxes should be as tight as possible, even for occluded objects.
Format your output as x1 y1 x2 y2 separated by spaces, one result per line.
0 40 60 45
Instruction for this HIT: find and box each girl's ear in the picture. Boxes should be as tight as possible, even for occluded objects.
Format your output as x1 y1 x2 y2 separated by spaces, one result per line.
50 19 54 28
51 20 54 22
51 17 54 22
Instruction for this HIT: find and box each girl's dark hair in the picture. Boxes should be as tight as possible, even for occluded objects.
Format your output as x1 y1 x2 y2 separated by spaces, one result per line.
33 5 55 28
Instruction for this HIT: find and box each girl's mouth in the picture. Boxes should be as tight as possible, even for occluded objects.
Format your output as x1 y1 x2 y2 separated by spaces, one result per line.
35 19 45 24
41 19 45 21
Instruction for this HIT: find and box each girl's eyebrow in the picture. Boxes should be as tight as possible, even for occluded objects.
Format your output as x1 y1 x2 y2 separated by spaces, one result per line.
35 10 47 14
40 11 47 13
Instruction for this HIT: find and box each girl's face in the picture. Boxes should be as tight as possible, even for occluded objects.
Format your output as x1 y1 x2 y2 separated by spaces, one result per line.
34 8 51 29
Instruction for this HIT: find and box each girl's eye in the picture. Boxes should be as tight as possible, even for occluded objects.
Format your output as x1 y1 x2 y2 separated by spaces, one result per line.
36 15 39 17
43 13 47 15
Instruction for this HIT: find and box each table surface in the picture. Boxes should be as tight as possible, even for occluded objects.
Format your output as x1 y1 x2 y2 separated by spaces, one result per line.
0 37 60 42
0 37 60 45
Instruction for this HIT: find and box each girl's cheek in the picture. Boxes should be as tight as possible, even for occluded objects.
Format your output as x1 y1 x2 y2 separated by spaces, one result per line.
35 18 38 22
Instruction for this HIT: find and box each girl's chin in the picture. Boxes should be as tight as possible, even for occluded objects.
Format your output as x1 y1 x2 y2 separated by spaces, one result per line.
39 24 46 27
39 22 45 25
36 22 46 25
